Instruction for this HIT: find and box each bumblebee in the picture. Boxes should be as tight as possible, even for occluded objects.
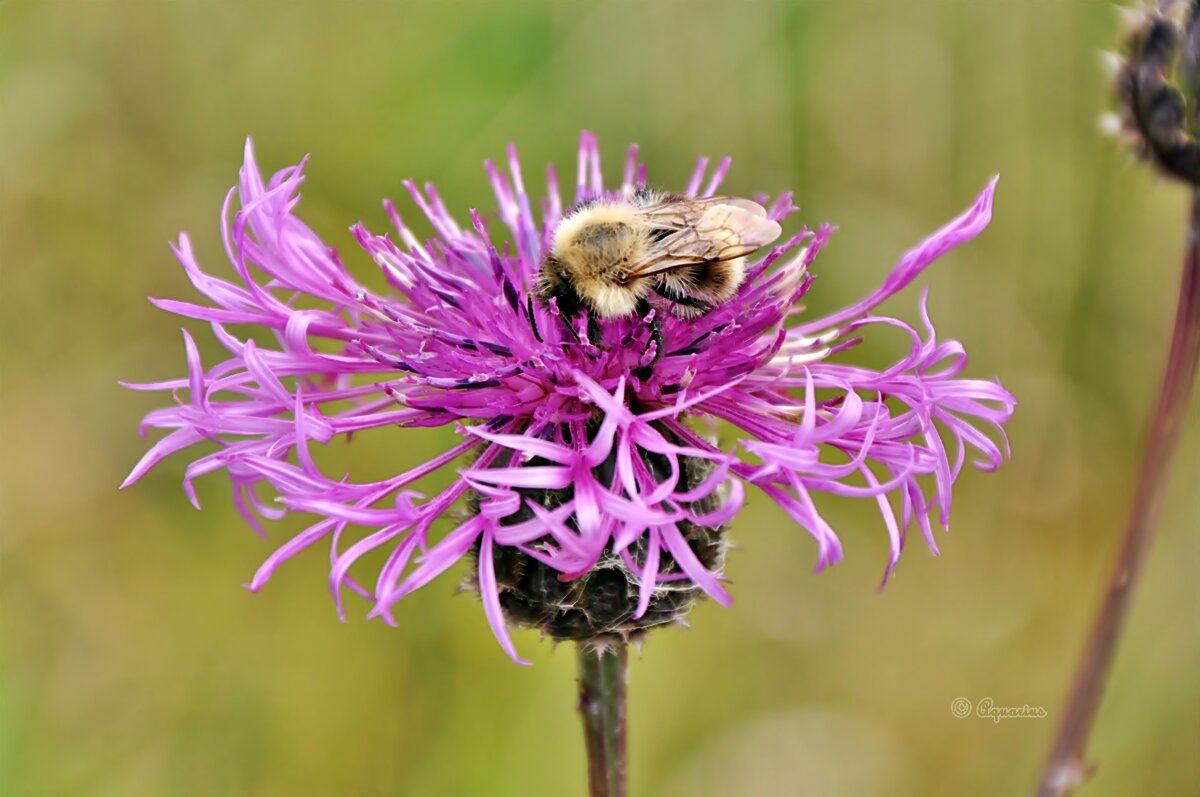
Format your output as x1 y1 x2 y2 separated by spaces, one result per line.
538 188 782 323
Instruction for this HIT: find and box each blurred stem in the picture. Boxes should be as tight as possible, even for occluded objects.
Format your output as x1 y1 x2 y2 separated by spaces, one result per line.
577 642 628 797
1036 189 1200 797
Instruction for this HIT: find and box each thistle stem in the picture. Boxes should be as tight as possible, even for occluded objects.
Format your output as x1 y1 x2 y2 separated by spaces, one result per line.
577 641 628 797
1036 190 1200 796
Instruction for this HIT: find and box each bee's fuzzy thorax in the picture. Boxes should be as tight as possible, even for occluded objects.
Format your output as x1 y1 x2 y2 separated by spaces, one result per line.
553 203 646 279
543 200 651 319
552 201 640 252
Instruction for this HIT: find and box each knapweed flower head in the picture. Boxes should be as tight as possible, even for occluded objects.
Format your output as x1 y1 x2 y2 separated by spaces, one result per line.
124 132 1014 663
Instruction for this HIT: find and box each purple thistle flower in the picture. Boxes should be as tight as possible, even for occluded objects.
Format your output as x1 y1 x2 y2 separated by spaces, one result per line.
123 132 1014 664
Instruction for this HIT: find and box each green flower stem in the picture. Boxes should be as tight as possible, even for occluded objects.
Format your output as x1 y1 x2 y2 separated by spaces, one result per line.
577 642 628 797
1036 190 1200 796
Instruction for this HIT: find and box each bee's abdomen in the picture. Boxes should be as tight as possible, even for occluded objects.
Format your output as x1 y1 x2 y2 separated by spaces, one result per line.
689 258 742 299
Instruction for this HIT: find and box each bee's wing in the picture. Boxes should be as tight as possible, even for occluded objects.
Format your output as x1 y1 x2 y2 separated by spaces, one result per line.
627 197 783 278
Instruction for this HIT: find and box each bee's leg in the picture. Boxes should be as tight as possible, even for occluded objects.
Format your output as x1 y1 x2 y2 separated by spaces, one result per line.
544 281 589 346
586 314 602 348
557 308 582 344
633 297 663 380
556 305 605 352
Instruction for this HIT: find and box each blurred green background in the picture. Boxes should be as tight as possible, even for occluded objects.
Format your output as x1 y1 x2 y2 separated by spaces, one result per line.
2 1 1198 795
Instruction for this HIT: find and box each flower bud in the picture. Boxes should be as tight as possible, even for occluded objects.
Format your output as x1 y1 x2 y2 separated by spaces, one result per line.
1114 1 1200 183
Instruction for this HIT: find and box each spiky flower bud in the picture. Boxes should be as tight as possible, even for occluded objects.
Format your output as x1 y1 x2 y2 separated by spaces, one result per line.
1113 0 1200 183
